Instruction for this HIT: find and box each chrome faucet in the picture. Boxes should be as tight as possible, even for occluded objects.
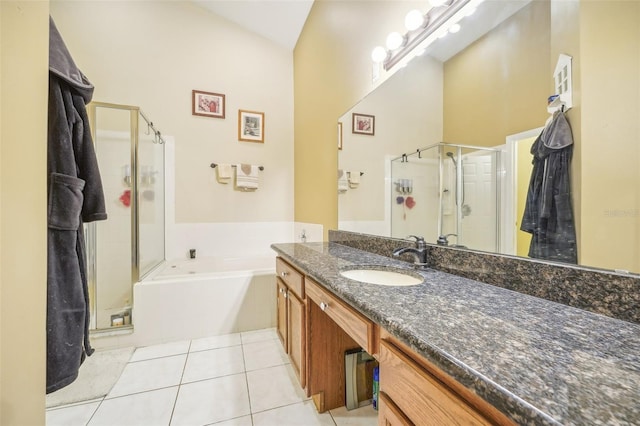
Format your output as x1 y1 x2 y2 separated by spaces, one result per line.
437 233 458 246
393 235 429 268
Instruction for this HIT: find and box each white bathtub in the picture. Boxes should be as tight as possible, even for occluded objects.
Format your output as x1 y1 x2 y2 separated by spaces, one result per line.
153 256 275 279
132 255 277 347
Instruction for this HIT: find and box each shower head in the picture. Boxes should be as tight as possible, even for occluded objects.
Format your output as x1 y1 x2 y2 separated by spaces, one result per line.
446 151 457 166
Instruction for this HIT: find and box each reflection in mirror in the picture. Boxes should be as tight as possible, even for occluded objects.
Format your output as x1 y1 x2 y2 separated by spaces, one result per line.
338 0 640 274
390 144 501 253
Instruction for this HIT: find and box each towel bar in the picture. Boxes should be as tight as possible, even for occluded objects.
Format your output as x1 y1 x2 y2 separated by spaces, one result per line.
210 163 264 171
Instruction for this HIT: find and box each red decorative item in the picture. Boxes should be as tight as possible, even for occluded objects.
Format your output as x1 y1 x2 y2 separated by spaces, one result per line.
405 196 416 209
119 189 131 207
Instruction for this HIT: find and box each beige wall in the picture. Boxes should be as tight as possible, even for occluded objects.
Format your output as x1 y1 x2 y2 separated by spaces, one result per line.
579 1 640 272
339 54 444 229
443 1 551 146
294 0 429 239
51 0 294 224
0 2 49 425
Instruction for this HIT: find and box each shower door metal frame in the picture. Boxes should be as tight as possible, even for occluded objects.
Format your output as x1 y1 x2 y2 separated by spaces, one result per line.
86 101 141 332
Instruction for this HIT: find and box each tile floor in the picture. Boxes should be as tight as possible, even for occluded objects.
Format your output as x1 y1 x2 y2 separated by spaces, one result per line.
46 328 378 426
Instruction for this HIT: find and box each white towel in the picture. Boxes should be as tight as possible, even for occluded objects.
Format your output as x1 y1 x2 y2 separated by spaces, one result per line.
348 171 361 188
338 169 348 193
235 163 259 190
216 164 232 184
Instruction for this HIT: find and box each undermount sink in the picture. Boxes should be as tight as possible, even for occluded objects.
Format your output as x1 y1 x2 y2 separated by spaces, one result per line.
340 267 424 286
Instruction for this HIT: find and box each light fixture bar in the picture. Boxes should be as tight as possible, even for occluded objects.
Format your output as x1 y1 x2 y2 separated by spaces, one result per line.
383 0 472 71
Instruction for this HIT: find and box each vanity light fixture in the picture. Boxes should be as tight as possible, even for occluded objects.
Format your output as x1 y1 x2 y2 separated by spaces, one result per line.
371 46 388 63
386 32 406 50
404 9 425 31
376 0 482 71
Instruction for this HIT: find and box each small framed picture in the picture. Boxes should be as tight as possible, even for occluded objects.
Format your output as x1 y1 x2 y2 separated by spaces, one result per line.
238 110 264 143
352 113 375 135
338 122 343 150
192 90 225 118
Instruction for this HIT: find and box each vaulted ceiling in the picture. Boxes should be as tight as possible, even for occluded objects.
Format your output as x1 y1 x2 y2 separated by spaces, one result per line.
192 0 314 51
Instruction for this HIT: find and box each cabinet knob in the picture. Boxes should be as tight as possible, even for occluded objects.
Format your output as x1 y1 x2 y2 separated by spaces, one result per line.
281 271 289 277
320 302 328 311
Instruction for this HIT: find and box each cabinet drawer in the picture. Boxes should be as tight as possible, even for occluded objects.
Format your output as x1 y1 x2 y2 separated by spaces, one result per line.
276 257 304 299
306 277 375 354
379 340 492 425
378 391 414 426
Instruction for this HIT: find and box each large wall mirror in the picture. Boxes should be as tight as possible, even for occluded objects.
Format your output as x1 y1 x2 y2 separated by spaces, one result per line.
338 0 639 274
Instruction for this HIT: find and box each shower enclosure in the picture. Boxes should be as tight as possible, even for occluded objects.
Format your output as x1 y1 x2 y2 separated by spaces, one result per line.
86 102 166 332
391 143 502 252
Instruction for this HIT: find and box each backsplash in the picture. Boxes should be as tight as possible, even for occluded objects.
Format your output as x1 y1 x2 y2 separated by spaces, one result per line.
329 230 640 324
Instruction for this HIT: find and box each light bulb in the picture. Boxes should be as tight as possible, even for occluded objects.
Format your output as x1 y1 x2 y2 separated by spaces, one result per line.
371 46 387 62
449 24 461 33
429 0 447 7
386 32 405 50
404 9 424 31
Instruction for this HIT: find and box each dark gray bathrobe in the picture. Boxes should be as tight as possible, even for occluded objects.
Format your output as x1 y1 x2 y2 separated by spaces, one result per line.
520 110 577 264
47 17 107 394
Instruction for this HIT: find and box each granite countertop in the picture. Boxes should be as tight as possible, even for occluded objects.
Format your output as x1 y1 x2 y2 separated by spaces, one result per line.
271 242 640 426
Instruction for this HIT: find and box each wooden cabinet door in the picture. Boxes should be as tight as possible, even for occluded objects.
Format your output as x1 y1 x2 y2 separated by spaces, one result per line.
380 340 492 425
276 278 288 351
378 391 414 426
288 290 306 388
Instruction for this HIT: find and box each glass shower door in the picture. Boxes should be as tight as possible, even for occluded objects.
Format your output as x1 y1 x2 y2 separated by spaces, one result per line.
90 106 134 330
455 147 500 252
390 143 501 251
390 149 440 243
87 103 166 331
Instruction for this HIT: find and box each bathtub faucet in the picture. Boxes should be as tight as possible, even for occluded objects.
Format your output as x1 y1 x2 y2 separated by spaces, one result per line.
393 235 429 269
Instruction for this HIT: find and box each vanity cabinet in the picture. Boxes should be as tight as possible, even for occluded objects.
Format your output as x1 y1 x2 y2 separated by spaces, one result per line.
378 392 413 426
275 257 306 387
274 254 513 424
378 332 514 426
305 277 376 355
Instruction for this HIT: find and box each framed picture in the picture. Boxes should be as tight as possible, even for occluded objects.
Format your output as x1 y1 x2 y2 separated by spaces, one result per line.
192 90 225 118
238 110 264 143
352 113 375 135
338 122 343 150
